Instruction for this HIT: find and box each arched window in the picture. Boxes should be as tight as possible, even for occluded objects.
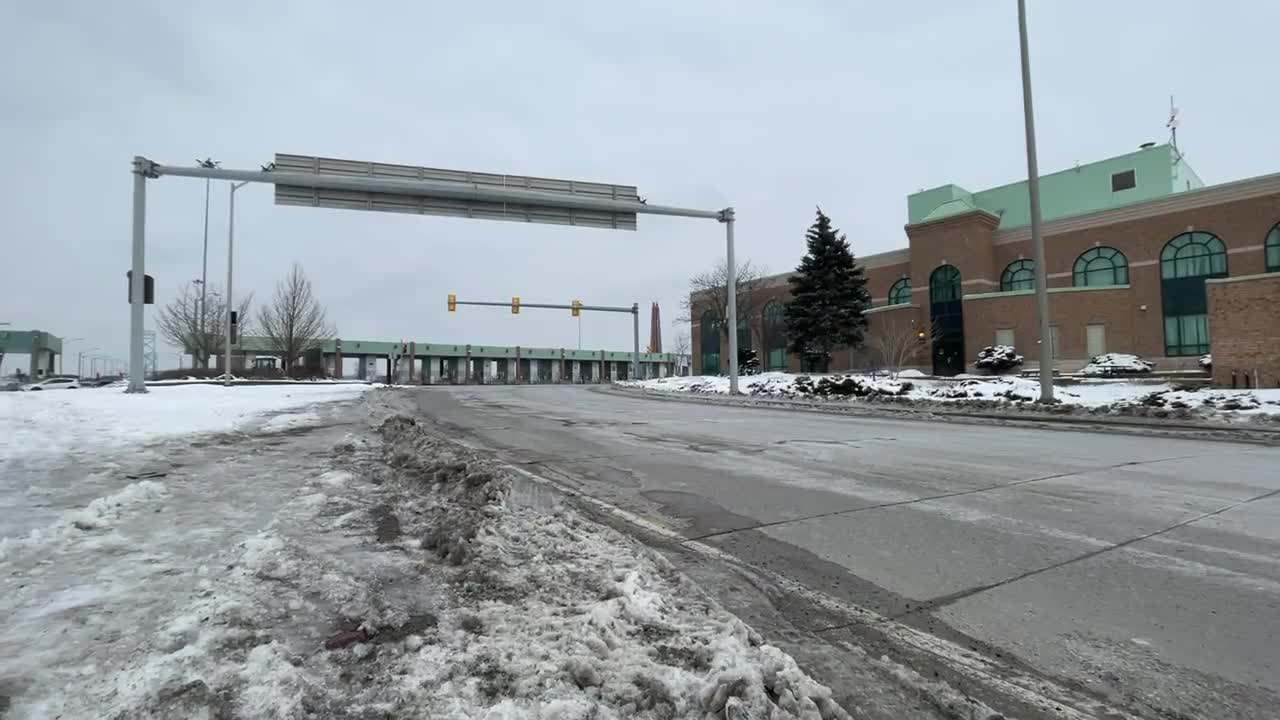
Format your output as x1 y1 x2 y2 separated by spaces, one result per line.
929 265 961 303
1073 247 1129 287
1000 259 1036 291
1267 222 1280 273
699 310 720 375
887 278 912 305
1161 231 1226 279
763 301 787 370
1160 231 1227 356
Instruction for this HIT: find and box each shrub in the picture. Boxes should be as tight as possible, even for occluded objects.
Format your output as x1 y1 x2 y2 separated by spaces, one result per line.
1080 353 1154 376
974 345 1024 372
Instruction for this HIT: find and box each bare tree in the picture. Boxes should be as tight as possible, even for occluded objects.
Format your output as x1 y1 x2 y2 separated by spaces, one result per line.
679 259 771 350
872 315 926 378
257 264 336 374
673 330 690 358
156 281 253 369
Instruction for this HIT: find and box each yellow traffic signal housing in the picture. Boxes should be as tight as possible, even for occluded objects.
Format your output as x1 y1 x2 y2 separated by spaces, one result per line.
447 293 457 312
571 299 582 317
512 296 520 314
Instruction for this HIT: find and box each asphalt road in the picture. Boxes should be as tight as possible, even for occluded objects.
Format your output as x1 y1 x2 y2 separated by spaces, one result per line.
412 384 1280 719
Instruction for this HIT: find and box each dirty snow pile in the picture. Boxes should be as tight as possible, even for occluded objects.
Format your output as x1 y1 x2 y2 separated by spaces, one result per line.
0 382 374 459
361 416 857 719
1080 353 1155 375
12 408 857 719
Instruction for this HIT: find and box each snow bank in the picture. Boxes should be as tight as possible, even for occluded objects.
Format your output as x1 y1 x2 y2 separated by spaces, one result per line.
365 416 858 719
621 372 1280 421
0 383 374 460
64 414 871 719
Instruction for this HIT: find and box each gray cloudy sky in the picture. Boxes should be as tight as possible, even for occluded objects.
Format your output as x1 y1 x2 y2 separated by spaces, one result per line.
2 1 1277 371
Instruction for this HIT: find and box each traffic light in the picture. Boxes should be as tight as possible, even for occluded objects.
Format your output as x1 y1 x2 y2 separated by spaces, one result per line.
448 293 457 312
511 296 520 314
571 299 582 317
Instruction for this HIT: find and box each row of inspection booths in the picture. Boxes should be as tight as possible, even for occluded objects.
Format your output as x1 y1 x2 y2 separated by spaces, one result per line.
233 337 678 384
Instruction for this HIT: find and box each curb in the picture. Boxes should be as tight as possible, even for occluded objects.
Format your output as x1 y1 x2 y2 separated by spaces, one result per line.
599 385 1280 445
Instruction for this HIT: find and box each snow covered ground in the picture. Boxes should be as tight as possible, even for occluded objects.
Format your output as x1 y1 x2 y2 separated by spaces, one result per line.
0 386 910 719
620 372 1280 421
0 383 375 460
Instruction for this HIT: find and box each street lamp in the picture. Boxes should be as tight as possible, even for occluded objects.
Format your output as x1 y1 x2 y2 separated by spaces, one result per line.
59 337 84 375
197 158 219 370
224 179 251 386
78 347 99 378
1017 0 1054 403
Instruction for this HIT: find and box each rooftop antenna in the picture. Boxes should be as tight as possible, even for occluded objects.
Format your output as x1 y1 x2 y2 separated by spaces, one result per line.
1167 95 1181 159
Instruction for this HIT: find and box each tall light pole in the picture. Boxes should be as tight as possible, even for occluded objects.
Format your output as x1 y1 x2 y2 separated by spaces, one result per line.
59 337 84 375
197 158 219 370
78 347 99 378
225 179 250 386
1017 0 1054 403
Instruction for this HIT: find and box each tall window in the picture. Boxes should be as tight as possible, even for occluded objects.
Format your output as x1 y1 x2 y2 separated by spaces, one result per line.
1073 247 1129 287
1160 231 1227 356
763 302 787 370
699 310 720 375
930 265 962 303
1000 259 1036 291
929 265 965 375
737 314 751 363
887 278 912 305
1267 222 1280 273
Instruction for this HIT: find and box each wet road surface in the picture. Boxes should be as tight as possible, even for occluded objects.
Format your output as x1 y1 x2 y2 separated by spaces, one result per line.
413 384 1280 719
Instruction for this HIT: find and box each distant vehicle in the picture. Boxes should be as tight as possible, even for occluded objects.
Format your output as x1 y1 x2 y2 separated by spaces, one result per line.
78 377 115 388
21 377 81 391
0 378 23 392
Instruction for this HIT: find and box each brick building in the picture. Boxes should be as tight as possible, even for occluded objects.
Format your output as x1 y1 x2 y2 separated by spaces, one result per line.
692 143 1280 381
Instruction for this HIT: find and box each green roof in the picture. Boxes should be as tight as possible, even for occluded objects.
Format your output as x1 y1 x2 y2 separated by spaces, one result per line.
908 143 1204 230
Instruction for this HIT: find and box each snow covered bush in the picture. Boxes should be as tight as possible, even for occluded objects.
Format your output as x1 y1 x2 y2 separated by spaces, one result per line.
1199 353 1212 372
974 345 1024 373
1081 353 1155 376
791 374 912 398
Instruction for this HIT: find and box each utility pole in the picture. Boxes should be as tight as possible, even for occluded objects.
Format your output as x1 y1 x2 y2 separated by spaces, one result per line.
1017 0 1054 403
720 207 739 394
225 180 249 386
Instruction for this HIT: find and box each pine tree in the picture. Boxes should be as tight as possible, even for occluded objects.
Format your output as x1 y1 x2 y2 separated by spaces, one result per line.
784 208 871 372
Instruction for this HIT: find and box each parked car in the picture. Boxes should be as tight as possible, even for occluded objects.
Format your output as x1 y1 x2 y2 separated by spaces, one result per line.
21 377 81 391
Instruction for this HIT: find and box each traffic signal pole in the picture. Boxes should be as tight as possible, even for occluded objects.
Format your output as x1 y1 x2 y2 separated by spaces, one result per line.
451 298 643 380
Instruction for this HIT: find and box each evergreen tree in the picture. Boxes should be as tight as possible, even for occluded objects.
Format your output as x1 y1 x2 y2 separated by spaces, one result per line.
784 208 871 372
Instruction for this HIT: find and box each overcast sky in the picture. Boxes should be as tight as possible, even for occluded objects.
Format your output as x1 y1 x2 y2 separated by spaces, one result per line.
2 1 1277 372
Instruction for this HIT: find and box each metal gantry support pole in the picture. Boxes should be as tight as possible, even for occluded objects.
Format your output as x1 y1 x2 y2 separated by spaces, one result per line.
127 158 151 393
632 303 641 380
720 208 739 394
1017 0 1054 403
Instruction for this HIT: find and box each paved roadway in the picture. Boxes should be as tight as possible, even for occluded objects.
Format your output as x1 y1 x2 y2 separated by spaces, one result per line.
412 384 1280 719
